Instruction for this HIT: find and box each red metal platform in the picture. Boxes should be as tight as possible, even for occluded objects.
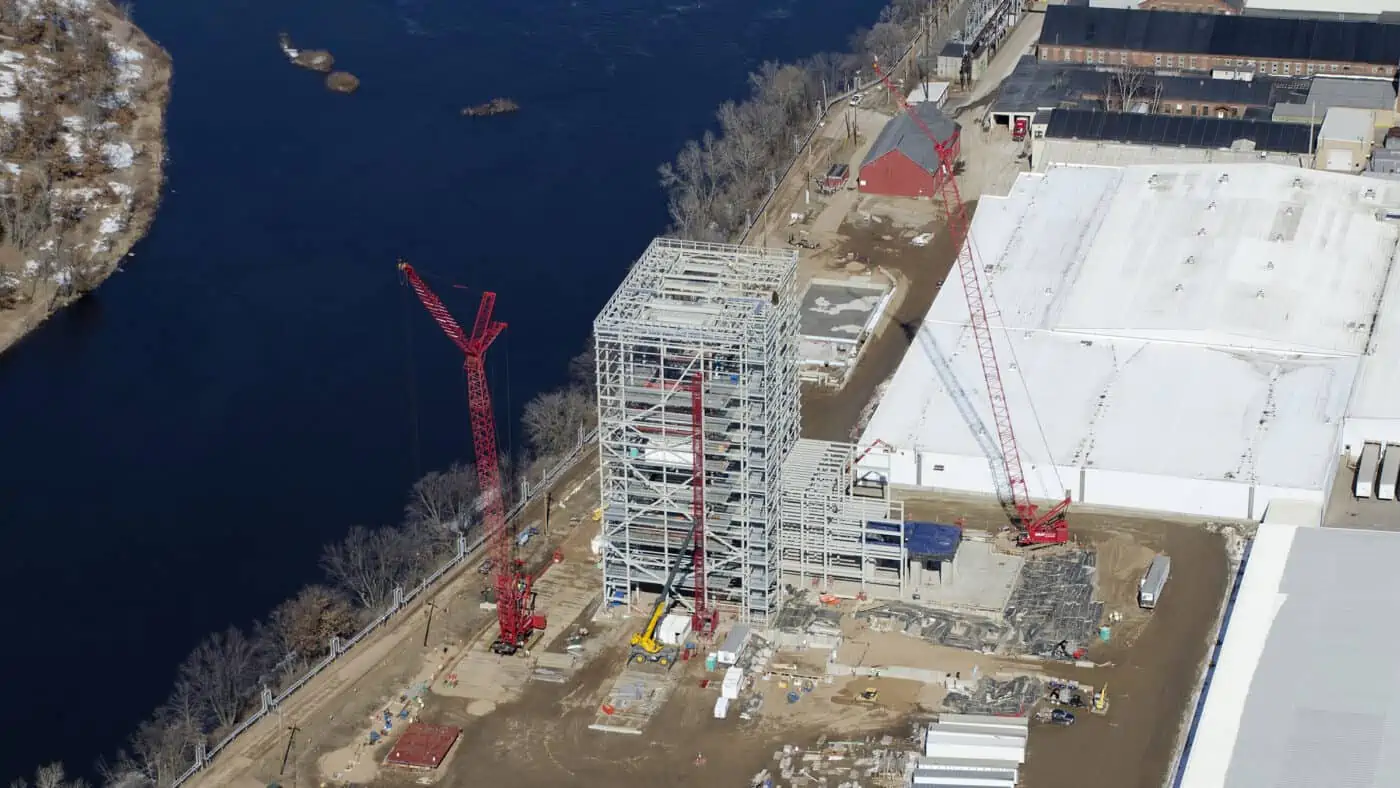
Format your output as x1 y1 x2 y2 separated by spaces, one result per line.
385 722 462 770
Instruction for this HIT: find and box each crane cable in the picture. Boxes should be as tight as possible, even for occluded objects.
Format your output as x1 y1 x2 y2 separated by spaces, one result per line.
401 281 423 479
967 232 1065 499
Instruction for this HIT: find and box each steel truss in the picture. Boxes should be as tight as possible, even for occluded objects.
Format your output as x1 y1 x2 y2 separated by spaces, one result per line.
779 439 907 599
594 238 800 627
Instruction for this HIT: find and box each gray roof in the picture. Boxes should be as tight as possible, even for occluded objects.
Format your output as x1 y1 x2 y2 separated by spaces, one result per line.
1273 76 1397 122
861 104 959 173
1222 527 1400 787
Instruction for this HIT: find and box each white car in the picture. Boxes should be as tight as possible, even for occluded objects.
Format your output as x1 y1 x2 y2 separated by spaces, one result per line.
850 92 864 106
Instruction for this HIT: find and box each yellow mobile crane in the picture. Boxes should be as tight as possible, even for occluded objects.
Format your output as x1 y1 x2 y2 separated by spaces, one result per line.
629 527 698 666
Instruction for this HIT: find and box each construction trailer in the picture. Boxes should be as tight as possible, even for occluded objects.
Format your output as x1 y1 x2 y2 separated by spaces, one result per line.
1138 554 1171 610
1356 441 1382 499
594 238 801 628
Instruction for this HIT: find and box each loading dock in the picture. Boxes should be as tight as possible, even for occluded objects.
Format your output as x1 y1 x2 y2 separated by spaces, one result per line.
1356 442 1382 499
1380 444 1400 500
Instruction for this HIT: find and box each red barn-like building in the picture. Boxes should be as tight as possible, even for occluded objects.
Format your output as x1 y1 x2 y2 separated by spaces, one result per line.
858 104 961 198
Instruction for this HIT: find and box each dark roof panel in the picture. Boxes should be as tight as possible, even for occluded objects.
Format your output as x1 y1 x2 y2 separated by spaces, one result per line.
1041 6 1400 65
1043 109 1318 154
991 55 1307 114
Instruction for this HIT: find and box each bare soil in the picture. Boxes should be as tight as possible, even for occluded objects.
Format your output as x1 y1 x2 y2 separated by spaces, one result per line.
902 494 1232 788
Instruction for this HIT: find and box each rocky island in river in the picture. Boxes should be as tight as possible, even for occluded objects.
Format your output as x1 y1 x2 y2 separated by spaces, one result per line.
0 0 171 353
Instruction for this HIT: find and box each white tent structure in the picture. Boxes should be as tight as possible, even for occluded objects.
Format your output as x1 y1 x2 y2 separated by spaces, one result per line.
914 714 1027 787
857 163 1400 520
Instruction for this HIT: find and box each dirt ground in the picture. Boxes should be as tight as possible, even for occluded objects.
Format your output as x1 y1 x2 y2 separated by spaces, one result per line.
902 494 1234 788
188 460 602 788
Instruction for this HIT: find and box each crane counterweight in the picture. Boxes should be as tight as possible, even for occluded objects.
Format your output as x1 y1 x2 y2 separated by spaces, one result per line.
868 61 1070 545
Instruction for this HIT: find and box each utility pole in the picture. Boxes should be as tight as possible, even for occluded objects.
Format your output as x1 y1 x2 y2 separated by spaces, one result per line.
422 599 439 647
280 723 301 777
545 492 552 536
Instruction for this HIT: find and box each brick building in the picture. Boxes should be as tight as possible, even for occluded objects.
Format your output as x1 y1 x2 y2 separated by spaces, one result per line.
1038 6 1400 78
1139 0 1241 13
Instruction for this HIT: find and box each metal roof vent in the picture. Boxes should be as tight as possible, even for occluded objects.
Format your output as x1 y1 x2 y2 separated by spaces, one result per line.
1218 173 1229 183
1256 289 1266 299
1365 188 1378 200
1265 261 1275 271
1285 206 1295 215
1292 177 1304 188
1197 227 1207 236
1148 173 1160 185
1185 255 1196 264
1044 288 1053 296
1207 201 1217 210
1271 233 1285 241
1174 283 1184 293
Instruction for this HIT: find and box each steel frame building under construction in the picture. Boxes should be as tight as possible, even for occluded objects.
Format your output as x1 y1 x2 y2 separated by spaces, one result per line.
594 238 800 628
780 439 908 600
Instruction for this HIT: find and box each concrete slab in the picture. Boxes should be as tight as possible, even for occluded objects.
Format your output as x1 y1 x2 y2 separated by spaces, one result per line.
589 663 678 735
908 538 1023 614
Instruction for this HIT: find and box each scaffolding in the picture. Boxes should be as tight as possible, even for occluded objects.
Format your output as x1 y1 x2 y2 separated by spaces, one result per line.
779 439 907 600
594 238 800 628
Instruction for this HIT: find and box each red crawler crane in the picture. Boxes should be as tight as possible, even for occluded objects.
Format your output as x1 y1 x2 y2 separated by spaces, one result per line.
869 60 1070 545
398 261 545 653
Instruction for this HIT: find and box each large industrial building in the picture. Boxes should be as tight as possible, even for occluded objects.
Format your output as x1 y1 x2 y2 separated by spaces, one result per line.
857 162 1400 521
1038 5 1400 77
1178 525 1400 786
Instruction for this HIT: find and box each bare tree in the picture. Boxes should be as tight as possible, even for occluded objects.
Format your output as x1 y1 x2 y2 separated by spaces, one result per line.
178 626 265 731
1105 66 1150 112
9 762 90 788
404 463 479 533
859 21 913 67
567 341 596 392
269 585 359 662
522 385 595 458
321 525 418 610
118 718 192 788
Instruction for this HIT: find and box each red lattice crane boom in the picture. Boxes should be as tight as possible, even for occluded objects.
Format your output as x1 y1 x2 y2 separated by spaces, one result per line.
689 377 717 635
398 261 544 653
869 60 1069 545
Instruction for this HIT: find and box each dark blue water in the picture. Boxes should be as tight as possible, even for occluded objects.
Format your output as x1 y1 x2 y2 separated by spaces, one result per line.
0 0 876 779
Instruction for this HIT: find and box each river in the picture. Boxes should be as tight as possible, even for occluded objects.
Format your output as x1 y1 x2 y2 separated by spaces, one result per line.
0 0 881 779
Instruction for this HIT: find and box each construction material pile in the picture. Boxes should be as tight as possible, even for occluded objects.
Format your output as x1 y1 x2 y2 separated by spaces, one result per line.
1002 548 1104 659
942 675 1042 716
858 603 1007 652
764 735 909 787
